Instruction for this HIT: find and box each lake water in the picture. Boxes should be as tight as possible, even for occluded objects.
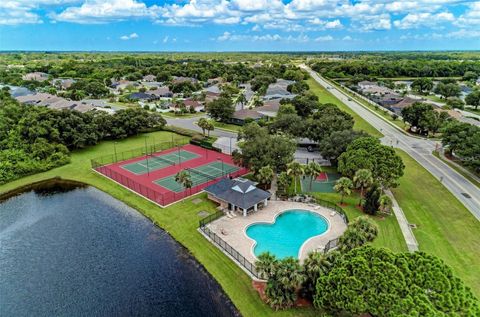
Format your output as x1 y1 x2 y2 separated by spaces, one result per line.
0 183 238 317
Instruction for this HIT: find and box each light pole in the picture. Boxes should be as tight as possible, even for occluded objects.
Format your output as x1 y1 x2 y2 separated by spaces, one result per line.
217 158 225 177
113 142 118 163
144 137 150 177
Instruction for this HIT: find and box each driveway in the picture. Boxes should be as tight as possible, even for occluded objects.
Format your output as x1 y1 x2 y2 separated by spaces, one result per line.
301 65 480 220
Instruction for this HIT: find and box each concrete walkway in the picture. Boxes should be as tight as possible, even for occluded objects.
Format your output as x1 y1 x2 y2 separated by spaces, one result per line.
385 189 419 252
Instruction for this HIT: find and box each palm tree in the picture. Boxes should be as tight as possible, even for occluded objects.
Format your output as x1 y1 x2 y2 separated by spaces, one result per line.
277 172 290 195
175 170 193 200
353 169 373 205
264 257 304 310
197 117 208 136
334 177 353 204
304 162 322 192
286 162 304 194
256 165 275 189
205 120 215 137
350 216 378 242
303 252 332 299
379 194 393 214
255 252 278 279
338 228 366 252
236 93 247 110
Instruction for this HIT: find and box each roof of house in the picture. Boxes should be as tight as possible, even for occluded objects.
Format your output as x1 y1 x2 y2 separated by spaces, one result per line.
389 97 417 109
128 92 156 100
22 72 49 81
264 79 295 98
204 178 271 210
232 108 265 120
143 74 156 82
149 86 173 96
15 93 95 113
358 80 377 86
183 99 202 107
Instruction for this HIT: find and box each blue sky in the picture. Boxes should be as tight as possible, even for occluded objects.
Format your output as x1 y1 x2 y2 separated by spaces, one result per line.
0 0 479 51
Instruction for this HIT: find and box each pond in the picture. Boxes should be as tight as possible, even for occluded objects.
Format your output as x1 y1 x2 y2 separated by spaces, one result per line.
0 181 238 317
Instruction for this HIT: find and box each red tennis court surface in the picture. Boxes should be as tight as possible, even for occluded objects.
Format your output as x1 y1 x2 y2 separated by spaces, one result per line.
94 144 248 206
315 172 328 182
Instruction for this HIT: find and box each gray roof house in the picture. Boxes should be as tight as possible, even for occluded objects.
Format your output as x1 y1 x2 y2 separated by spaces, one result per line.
204 178 271 216
264 79 295 100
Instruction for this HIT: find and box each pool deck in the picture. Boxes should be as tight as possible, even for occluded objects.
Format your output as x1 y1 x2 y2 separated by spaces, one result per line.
206 200 347 263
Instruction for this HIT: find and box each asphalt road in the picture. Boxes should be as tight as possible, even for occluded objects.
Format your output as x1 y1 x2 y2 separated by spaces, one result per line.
301 65 480 220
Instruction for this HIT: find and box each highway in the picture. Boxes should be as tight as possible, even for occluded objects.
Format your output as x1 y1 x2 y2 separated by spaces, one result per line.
301 65 480 220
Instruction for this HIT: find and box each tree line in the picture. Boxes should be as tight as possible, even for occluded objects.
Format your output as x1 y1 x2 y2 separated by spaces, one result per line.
0 89 166 184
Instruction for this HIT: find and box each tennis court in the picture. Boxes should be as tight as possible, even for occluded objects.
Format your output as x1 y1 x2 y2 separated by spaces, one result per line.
121 150 199 175
154 161 240 192
301 172 341 193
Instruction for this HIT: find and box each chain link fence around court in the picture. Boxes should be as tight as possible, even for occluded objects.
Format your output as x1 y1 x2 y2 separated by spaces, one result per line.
94 164 248 206
91 139 248 206
91 138 190 169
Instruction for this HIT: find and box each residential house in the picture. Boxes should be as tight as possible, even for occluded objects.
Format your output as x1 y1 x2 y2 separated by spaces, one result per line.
388 97 417 115
172 76 198 84
204 178 271 216
142 74 156 82
205 91 221 104
264 79 295 100
22 72 49 82
128 92 159 101
372 93 404 107
357 81 377 90
15 93 95 113
183 99 204 112
52 78 76 90
149 86 173 98
231 108 266 125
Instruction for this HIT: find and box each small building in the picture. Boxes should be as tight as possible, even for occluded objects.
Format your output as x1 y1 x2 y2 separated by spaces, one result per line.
143 74 156 82
183 99 204 112
204 178 271 217
128 92 158 101
172 76 198 84
22 72 49 82
264 79 295 100
205 91 221 103
388 97 417 114
149 86 173 98
231 108 266 125
52 78 76 90
357 81 377 90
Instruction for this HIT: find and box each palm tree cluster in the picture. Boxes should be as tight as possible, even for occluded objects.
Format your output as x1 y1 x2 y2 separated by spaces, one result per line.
255 217 379 310
174 170 193 200
338 216 378 252
197 117 215 137
334 168 393 214
256 253 305 310
286 161 323 194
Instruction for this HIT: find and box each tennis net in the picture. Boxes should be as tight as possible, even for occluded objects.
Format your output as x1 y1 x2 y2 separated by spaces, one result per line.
186 167 220 182
148 154 176 166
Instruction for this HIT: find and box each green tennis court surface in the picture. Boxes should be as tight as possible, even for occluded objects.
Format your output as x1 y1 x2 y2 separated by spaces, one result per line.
154 161 240 192
301 173 341 193
121 150 199 175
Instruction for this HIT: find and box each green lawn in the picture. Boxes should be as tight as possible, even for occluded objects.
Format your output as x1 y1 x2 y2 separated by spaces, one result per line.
162 111 204 118
392 150 480 296
211 121 243 133
306 78 383 138
0 130 318 317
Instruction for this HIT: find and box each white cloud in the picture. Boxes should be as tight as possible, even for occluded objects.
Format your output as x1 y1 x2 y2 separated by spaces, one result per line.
455 1 480 27
120 32 139 40
394 11 455 29
53 0 152 23
314 35 333 41
162 35 169 43
354 14 391 31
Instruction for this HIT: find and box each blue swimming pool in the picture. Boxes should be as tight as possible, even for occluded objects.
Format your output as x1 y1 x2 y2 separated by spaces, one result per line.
246 209 329 259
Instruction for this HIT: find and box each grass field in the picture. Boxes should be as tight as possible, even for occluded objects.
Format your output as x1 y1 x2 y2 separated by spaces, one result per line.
392 150 480 296
211 121 243 133
306 78 383 138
